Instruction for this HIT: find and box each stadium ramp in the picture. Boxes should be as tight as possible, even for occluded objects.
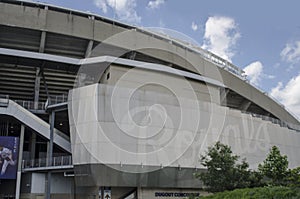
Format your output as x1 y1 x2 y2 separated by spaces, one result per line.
0 99 71 153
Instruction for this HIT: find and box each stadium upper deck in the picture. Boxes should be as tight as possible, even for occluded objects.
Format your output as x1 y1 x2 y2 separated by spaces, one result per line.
0 0 299 127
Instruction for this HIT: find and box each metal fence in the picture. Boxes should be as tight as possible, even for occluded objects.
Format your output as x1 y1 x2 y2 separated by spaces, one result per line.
138 27 300 124
14 94 68 111
22 155 72 169
139 27 246 79
15 100 46 110
241 110 300 132
47 94 68 106
0 94 9 107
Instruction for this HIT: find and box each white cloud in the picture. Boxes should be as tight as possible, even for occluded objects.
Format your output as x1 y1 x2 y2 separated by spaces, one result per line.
202 16 240 62
191 22 198 31
244 61 263 86
280 41 300 63
94 0 108 13
148 0 165 9
94 0 141 23
244 61 275 86
270 74 300 119
267 74 275 79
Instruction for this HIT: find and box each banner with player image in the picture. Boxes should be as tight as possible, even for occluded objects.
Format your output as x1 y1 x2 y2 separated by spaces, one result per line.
0 136 19 179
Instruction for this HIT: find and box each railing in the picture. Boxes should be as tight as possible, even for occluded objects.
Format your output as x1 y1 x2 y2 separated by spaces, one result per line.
240 110 300 132
15 100 46 110
139 27 246 79
0 94 9 107
15 97 71 142
138 27 300 124
22 155 72 169
46 94 68 107
14 94 68 111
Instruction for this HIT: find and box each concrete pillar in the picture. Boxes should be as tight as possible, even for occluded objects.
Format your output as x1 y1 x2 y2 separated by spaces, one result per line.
47 111 55 166
220 88 229 106
85 40 94 58
129 51 137 60
39 31 46 53
239 101 251 111
41 66 50 100
30 132 36 160
15 124 25 199
46 111 55 199
46 172 52 199
137 187 142 199
34 68 41 110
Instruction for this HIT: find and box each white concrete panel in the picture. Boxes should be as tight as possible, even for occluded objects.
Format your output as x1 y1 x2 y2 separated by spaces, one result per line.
51 173 73 194
31 173 46 194
69 83 300 171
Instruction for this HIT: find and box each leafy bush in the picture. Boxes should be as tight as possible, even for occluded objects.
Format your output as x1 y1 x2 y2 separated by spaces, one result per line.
287 167 300 187
258 146 289 186
195 143 300 194
195 142 261 192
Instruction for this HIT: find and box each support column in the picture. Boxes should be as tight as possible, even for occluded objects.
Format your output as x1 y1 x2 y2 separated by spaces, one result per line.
46 111 55 199
41 65 50 100
39 31 46 53
220 88 230 106
46 172 52 199
239 100 251 111
137 187 142 199
85 40 94 58
34 67 41 110
129 51 137 60
15 124 25 199
30 132 36 160
48 111 55 165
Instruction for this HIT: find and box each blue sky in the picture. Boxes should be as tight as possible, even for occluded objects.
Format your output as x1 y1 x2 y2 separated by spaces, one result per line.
30 0 300 118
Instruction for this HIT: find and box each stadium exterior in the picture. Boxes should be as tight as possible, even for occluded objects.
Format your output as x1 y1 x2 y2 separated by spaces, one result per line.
0 0 300 198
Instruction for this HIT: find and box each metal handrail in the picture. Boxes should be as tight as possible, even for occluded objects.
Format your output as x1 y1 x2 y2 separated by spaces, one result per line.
240 110 300 132
0 94 9 107
0 94 9 99
138 27 246 79
13 99 70 142
138 28 299 123
46 94 68 107
14 94 68 110
14 100 46 110
22 155 72 169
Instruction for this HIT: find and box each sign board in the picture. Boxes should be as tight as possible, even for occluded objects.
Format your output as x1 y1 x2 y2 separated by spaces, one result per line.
0 136 19 179
154 192 200 198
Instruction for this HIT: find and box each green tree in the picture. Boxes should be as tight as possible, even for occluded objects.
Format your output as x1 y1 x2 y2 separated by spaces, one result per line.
287 167 300 187
248 170 265 188
258 145 289 185
196 141 253 193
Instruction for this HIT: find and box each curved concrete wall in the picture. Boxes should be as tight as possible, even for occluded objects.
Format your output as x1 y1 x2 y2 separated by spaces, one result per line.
69 83 300 168
68 82 300 187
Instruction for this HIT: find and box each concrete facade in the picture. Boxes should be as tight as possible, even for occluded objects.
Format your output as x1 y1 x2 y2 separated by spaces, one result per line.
68 67 300 188
0 1 299 124
0 1 300 198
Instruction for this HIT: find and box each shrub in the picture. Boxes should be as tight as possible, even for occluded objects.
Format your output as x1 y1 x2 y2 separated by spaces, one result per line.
195 142 258 192
258 146 289 185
